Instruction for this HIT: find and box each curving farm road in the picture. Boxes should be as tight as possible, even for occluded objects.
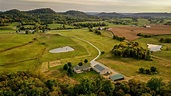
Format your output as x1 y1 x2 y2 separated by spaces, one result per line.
73 36 101 62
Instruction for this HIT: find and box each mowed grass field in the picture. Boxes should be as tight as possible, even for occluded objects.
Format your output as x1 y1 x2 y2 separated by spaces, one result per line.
0 25 170 82
48 29 120 58
0 32 90 73
49 29 171 82
110 25 171 40
135 35 171 60
98 35 171 82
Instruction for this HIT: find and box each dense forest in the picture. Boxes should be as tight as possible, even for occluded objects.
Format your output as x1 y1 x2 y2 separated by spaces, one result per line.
0 8 101 26
0 71 171 96
112 42 151 60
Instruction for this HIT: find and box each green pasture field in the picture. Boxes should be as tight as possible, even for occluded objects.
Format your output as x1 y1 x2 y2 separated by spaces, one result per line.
97 35 171 82
48 24 75 29
0 34 35 50
0 24 170 82
48 29 120 57
137 18 150 26
40 34 89 62
0 32 90 73
135 35 171 60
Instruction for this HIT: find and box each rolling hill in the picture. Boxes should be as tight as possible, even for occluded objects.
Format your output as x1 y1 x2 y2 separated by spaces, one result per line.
96 12 124 18
130 13 171 18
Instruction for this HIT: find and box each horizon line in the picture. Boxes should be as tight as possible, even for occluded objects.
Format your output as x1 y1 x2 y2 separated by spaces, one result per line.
0 8 170 13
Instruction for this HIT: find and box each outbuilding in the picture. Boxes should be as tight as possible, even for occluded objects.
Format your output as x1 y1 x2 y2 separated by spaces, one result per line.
109 74 124 81
73 65 91 73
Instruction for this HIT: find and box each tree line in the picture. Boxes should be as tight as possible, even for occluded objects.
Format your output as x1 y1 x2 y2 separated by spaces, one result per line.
113 35 126 41
112 42 151 60
159 38 171 43
0 9 101 26
0 71 171 96
139 66 158 75
73 22 107 28
137 33 152 38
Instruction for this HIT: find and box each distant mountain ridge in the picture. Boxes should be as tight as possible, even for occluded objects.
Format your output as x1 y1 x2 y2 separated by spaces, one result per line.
1 8 171 18
4 9 23 14
62 10 92 18
130 13 171 18
27 8 56 14
96 12 124 18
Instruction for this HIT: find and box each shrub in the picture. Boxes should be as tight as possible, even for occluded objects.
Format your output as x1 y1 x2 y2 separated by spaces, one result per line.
101 51 105 55
67 62 72 67
63 64 68 70
84 59 88 63
139 68 145 74
78 62 83 66
150 66 157 73
113 35 125 41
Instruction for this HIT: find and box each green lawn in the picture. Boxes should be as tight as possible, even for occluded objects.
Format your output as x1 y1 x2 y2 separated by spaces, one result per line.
0 32 90 73
97 35 171 82
0 26 170 82
49 29 119 54
0 34 35 50
38 34 89 63
135 35 171 60
137 18 150 26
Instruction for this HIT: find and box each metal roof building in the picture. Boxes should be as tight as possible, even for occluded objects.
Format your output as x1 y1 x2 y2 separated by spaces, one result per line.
109 74 124 81
91 61 110 75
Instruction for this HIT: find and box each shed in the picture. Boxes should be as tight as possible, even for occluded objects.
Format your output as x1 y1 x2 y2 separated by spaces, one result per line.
109 74 124 81
93 64 110 75
73 65 91 73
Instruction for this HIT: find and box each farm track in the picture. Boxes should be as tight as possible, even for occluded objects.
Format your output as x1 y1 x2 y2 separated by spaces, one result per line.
0 58 38 66
73 36 101 62
151 55 171 65
0 40 36 53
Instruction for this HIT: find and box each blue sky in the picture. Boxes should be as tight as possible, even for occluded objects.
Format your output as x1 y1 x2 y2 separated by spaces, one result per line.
0 0 171 12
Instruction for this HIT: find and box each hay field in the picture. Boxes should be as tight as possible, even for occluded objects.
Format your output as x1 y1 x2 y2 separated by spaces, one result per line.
110 25 171 40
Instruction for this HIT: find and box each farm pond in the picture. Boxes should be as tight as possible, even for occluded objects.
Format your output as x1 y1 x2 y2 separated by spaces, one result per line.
147 44 162 51
49 46 74 53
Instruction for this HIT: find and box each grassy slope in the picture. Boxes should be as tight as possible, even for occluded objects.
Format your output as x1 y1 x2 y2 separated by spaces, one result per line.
0 24 170 82
0 32 89 73
46 29 119 81
98 35 171 82
49 29 120 59
0 34 35 50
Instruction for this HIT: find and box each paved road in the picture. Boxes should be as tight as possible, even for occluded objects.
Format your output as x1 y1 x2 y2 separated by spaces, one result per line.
73 36 119 74
73 36 101 62
54 32 129 81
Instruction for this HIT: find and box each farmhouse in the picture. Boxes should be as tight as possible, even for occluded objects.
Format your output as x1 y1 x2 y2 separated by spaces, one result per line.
73 65 91 73
109 74 124 81
91 61 110 75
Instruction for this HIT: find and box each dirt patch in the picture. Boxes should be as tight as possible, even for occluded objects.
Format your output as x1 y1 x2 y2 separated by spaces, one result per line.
109 25 171 40
44 70 78 84
49 60 61 68
40 62 49 72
